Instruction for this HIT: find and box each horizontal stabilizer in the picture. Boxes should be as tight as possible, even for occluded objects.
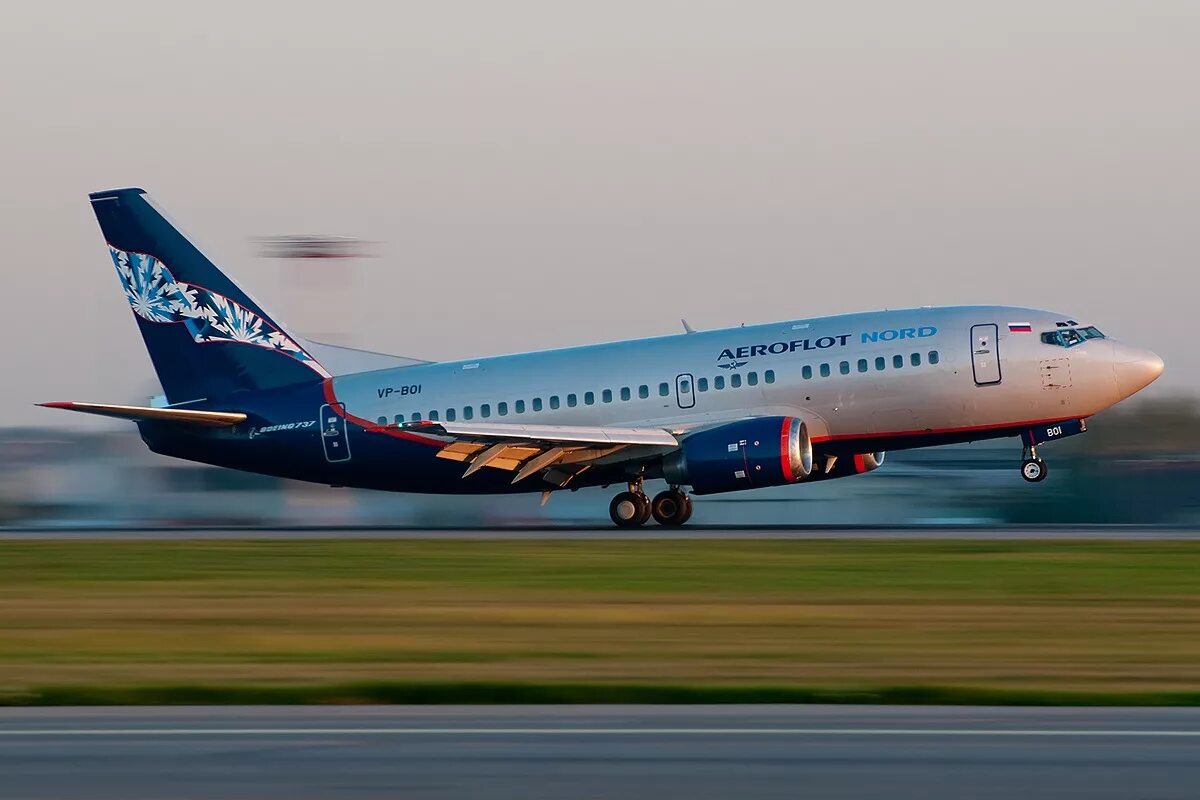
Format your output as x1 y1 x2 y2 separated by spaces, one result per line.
38 402 246 427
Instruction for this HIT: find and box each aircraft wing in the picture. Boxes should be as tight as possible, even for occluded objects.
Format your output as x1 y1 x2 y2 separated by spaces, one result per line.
393 421 679 486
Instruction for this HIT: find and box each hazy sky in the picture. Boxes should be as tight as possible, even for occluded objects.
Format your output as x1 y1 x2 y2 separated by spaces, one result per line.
3 1 1197 427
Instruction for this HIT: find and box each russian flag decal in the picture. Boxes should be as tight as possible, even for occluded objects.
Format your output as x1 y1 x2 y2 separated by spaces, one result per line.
1008 322 1033 332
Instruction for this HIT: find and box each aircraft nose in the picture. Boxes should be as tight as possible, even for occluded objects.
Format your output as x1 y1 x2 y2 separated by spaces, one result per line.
1113 345 1165 397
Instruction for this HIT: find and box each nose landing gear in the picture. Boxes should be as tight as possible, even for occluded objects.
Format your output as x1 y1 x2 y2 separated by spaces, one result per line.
608 481 693 527
1020 445 1048 483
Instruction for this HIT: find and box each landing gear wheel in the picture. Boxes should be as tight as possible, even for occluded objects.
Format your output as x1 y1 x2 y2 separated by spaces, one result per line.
610 491 651 528
1021 459 1047 483
678 494 694 525
651 489 693 527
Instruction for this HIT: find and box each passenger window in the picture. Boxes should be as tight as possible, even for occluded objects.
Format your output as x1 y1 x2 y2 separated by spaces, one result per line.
550 396 560 410
498 402 508 416
464 406 474 420
820 363 830 378
765 370 776 384
929 351 940 365
567 393 577 408
747 372 758 386
621 387 631 401
515 400 525 414
802 365 812 380
394 414 405 424
875 356 886 371
680 379 692 393
911 353 921 367
857 359 868 373
730 374 742 388
893 355 904 369
412 412 422 422
446 408 456 421
639 385 649 399
376 416 387 426
532 398 543 412
602 389 613 403
429 410 439 421
480 404 490 418
659 382 670 396
714 375 726 390
584 391 595 405
839 361 850 375
697 377 709 392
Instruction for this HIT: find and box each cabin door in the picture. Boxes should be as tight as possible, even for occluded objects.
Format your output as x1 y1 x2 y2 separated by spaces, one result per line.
319 403 352 462
970 324 1002 385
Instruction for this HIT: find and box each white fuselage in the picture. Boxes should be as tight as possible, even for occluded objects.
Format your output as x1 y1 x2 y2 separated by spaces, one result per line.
330 305 1161 448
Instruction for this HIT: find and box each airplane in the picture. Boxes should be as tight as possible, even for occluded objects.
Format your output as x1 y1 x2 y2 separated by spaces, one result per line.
41 188 1165 527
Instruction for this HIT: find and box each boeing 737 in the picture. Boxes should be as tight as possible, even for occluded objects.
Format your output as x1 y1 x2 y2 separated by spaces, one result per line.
42 188 1165 526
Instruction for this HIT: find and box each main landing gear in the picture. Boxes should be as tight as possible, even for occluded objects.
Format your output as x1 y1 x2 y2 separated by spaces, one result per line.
1020 444 1048 483
608 481 693 527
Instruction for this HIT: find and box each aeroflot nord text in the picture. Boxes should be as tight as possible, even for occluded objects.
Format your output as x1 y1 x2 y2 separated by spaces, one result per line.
42 188 1164 527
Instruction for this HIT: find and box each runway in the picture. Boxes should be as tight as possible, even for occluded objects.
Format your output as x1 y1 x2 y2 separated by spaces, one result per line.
3 706 1199 799
3 525 1200 540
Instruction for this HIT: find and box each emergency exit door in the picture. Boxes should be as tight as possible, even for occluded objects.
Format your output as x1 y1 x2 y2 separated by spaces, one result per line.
319 403 352 462
970 324 1002 385
675 373 696 409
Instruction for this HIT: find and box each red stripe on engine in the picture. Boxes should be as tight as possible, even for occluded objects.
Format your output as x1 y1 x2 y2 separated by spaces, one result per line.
780 417 795 482
853 453 866 473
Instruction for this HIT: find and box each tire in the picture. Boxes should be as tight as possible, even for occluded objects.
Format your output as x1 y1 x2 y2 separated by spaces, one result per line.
1021 459 1047 483
610 491 650 528
651 490 691 526
677 494 694 525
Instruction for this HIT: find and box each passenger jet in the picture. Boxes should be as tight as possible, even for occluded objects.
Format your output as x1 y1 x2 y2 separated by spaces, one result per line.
41 188 1165 526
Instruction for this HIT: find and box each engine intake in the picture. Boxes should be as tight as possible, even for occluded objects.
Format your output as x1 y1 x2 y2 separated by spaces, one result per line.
662 416 813 495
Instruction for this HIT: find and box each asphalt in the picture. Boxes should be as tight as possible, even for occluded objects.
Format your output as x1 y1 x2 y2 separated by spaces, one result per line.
4 525 1200 539
2 705 1199 799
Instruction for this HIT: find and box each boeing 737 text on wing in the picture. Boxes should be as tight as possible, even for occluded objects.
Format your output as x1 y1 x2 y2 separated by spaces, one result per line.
41 188 1164 527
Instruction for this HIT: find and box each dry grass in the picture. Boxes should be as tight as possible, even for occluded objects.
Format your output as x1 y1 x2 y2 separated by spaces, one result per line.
1 540 1198 695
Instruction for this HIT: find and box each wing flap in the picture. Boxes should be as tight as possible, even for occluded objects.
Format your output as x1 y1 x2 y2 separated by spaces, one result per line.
393 421 678 486
38 402 246 427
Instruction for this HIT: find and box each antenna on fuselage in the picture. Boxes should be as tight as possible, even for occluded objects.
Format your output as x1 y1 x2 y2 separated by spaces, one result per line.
681 319 697 334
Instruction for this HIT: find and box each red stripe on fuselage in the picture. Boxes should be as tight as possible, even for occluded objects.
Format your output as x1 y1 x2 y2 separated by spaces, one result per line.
321 379 446 447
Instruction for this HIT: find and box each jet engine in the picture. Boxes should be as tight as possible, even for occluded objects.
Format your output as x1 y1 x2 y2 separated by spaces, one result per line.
806 450 887 482
662 417 813 495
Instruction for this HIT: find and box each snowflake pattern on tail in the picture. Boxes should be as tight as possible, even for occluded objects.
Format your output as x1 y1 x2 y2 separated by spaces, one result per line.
109 246 326 373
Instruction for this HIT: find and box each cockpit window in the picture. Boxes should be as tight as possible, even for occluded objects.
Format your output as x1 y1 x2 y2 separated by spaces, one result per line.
1041 326 1105 348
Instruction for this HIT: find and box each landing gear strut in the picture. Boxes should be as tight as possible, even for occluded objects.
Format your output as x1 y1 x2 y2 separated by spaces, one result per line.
1020 445 1048 483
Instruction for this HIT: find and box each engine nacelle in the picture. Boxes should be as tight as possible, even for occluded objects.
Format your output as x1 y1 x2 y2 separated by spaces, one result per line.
805 450 887 482
662 417 813 495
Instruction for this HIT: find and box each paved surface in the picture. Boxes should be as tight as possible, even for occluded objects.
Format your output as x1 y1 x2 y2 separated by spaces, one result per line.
3 525 1200 539
2 705 1199 799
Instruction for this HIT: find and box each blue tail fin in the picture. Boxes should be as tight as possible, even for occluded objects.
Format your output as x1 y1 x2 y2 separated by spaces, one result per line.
90 188 329 403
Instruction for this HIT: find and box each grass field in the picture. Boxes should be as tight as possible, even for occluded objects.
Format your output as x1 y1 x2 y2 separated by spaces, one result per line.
1 539 1199 704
